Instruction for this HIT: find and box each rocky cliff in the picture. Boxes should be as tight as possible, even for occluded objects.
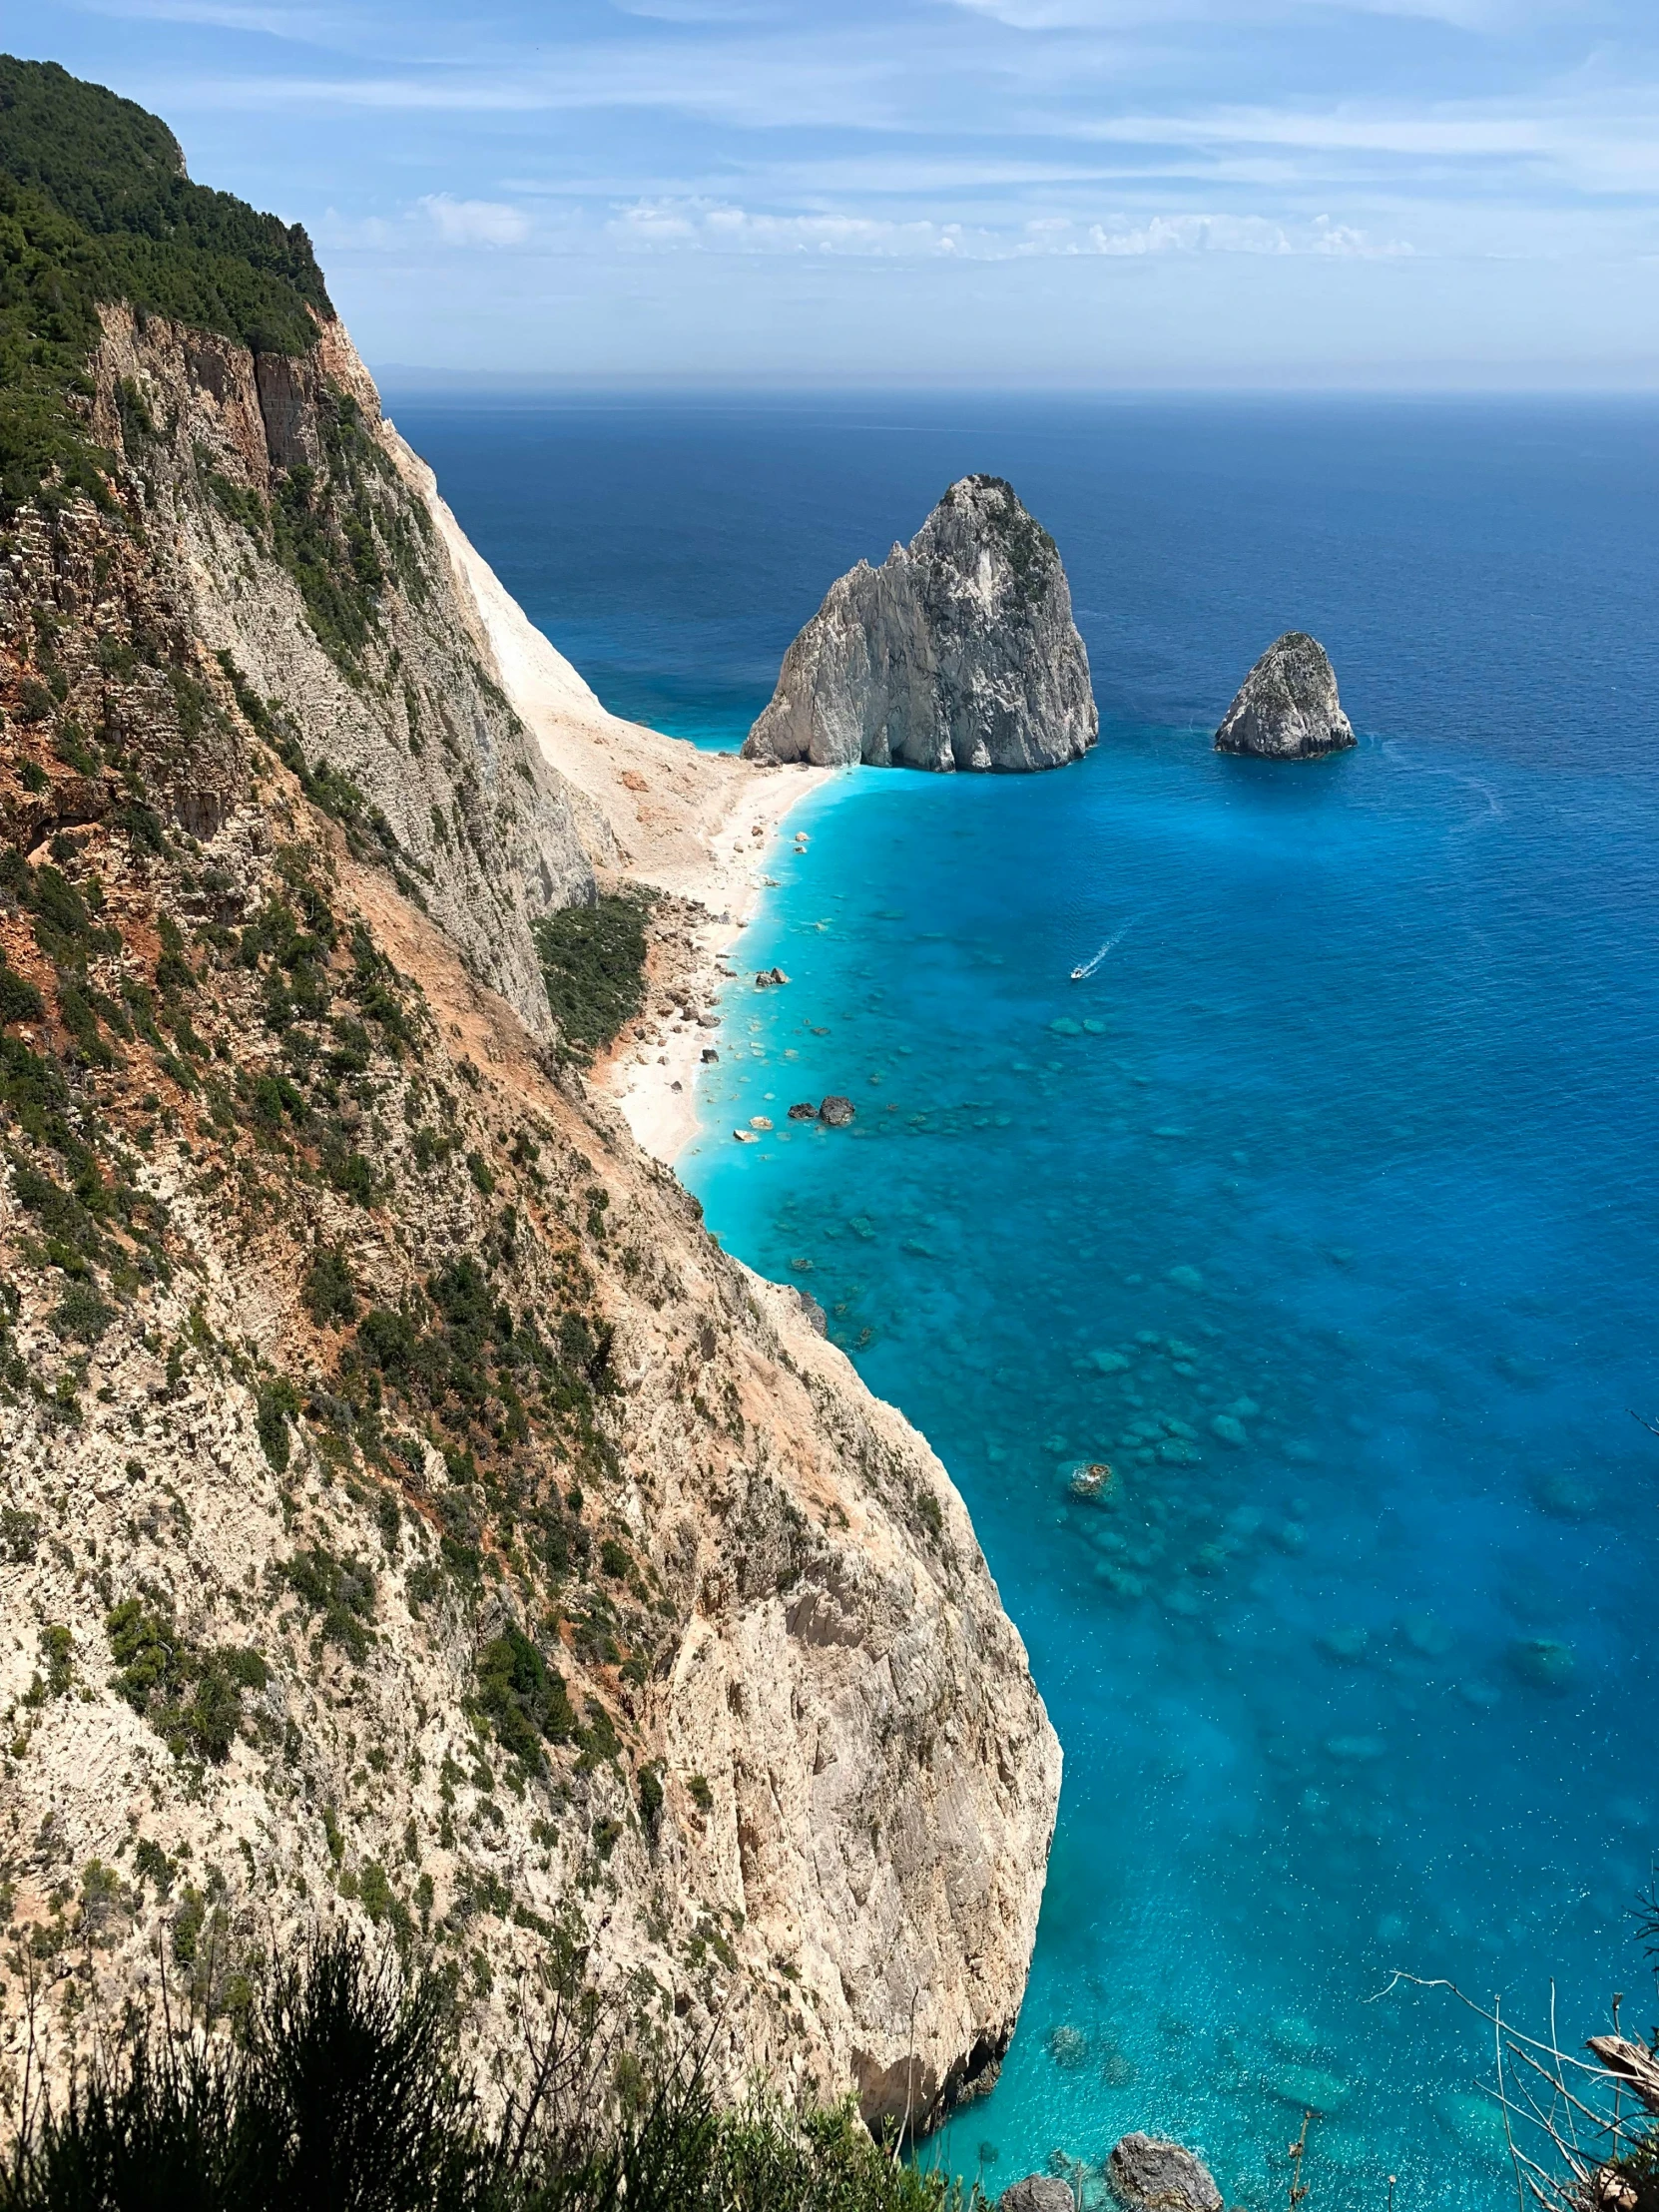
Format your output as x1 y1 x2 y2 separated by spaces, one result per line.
1213 632 1355 761
742 475 1097 773
0 58 1059 2138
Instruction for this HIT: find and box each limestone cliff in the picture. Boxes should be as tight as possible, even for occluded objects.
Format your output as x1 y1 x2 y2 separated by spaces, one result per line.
1214 632 1355 761
742 475 1097 773
0 58 1059 2141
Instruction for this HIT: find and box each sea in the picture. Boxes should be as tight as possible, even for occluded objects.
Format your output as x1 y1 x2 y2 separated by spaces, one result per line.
387 388 1659 2212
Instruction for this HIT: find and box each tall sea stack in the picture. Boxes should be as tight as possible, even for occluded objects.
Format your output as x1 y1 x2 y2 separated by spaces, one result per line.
1214 632 1356 760
742 475 1097 773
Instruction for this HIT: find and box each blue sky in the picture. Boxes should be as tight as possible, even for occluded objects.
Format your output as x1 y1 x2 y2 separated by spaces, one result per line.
19 0 1659 384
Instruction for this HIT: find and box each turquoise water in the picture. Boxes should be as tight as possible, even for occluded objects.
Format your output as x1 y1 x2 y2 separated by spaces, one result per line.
393 393 1659 2211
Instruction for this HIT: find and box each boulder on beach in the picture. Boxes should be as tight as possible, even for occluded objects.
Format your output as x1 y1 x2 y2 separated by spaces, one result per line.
820 1095 856 1126
1107 2134 1223 2212
1214 632 1355 761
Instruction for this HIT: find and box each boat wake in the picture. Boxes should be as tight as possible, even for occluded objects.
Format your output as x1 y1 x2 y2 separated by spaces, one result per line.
1070 916 1138 981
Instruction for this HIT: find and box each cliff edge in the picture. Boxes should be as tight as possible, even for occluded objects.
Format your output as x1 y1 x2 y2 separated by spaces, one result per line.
742 475 1097 774
0 56 1059 2136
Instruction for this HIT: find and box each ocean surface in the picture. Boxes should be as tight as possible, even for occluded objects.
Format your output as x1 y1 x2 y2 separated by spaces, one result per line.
389 389 1659 2211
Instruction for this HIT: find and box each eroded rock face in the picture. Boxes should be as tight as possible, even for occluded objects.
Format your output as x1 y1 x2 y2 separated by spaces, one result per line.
1214 631 1355 761
743 476 1097 774
1107 2134 1224 2212
84 302 597 1042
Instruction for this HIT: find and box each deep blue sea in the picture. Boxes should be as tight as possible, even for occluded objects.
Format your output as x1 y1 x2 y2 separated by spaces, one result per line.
390 391 1659 2212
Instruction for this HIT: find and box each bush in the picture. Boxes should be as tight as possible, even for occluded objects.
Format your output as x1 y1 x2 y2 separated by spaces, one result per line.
256 1377 300 1470
280 1546 375 1661
52 1279 113 1343
303 1246 357 1328
104 1600 266 1763
532 893 651 1064
475 1624 575 1765
0 1929 974 2212
0 958 46 1027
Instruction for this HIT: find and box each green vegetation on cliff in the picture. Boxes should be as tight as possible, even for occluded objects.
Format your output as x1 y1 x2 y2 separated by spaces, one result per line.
0 1932 972 2212
533 893 651 1064
0 54 332 510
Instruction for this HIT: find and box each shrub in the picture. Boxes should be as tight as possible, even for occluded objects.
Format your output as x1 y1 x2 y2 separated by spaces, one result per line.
0 961 45 1026
532 892 651 1064
256 1376 300 1470
475 1624 575 1765
280 1546 375 1660
52 1279 113 1342
104 1600 265 1763
0 1926 974 2211
302 1245 358 1329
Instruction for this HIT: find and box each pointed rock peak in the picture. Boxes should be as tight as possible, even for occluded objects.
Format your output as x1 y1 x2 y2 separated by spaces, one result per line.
744 475 1096 774
1214 630 1355 761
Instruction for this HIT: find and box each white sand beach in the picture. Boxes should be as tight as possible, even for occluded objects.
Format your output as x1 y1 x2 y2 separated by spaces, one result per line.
401 428 834 1164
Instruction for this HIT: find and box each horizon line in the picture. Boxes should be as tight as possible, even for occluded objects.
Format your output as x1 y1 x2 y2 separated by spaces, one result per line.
371 367 1659 402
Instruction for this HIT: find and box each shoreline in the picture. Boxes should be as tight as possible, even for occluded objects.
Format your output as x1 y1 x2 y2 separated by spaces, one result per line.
600 758 838 1165
402 436 835 1165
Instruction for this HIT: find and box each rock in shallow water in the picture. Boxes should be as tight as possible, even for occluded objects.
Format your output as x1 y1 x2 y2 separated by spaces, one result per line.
743 475 1097 773
1107 2134 1223 2212
1214 632 1356 761
998 2180 1077 2212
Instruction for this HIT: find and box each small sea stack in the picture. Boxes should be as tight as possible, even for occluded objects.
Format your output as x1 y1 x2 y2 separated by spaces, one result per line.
743 475 1097 773
1214 632 1355 760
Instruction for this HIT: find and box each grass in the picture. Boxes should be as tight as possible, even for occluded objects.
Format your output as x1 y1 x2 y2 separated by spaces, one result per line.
0 1931 975 2212
532 894 650 1065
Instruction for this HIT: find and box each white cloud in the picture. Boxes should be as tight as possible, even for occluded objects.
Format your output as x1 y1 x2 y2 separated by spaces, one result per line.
419 194 531 247
604 196 1413 259
609 197 967 255
1080 211 1410 254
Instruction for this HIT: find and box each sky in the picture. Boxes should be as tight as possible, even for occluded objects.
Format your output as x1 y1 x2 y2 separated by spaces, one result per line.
18 0 1659 385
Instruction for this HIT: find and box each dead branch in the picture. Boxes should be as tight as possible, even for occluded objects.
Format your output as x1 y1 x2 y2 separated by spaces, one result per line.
1585 2039 1659 2117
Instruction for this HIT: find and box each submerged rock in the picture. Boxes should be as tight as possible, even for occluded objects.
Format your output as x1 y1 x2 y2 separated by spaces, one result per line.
1507 1636 1575 1691
743 475 1098 774
1069 1462 1117 1503
1107 2134 1223 2212
1214 633 1356 761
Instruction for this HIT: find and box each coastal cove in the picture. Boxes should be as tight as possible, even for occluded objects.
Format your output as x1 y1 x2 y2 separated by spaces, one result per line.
394 391 1659 2211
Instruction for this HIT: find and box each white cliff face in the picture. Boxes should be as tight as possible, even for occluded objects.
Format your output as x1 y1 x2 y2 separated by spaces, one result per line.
1213 632 1356 760
88 304 597 1042
743 475 1098 774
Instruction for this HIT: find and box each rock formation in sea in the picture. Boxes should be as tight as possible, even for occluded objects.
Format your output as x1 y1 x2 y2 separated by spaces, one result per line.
998 2179 1079 2212
1213 632 1356 760
742 475 1098 773
0 57 1060 2138
1107 2134 1225 2212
